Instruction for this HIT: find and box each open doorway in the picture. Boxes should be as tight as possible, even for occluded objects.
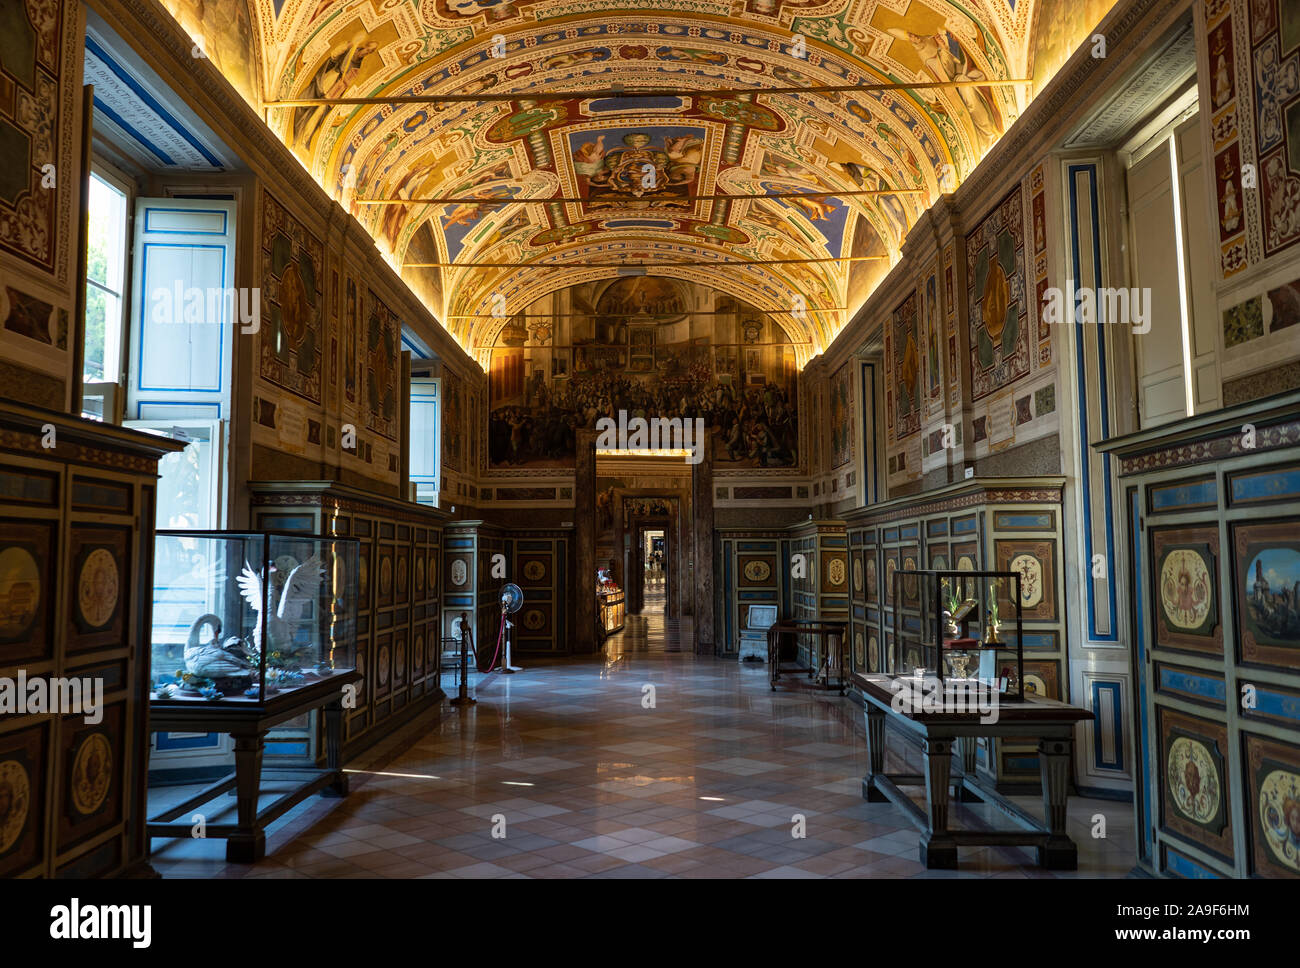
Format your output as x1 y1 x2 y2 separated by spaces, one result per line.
641 528 666 614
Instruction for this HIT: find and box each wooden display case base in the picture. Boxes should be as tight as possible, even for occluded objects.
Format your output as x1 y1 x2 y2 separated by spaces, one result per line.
147 675 360 863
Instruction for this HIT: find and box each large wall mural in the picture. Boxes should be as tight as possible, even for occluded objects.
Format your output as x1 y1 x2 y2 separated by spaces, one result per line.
966 184 1029 402
486 278 798 470
0 0 62 275
260 191 323 404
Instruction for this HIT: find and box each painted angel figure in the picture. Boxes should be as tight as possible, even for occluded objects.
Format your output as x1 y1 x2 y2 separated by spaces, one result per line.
236 553 325 667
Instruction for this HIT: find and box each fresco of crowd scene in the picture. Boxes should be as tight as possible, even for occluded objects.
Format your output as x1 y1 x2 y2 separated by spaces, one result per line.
489 356 798 468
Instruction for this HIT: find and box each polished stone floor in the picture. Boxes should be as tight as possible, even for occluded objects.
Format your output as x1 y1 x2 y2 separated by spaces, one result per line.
149 603 1136 878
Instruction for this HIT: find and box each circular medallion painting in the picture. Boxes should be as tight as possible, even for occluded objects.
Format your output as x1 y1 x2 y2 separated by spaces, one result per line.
358 555 369 598
885 559 897 602
868 635 879 671
1009 553 1045 608
413 633 425 670
379 557 393 597
1159 549 1212 631
1167 736 1220 825
854 631 864 667
428 554 437 588
1259 766 1300 872
0 546 40 639
523 559 546 582
956 555 975 572
852 561 863 593
0 759 31 853
395 643 406 681
70 733 112 816
523 609 545 631
1023 673 1048 697
77 549 119 629
931 555 948 571
865 557 877 594
415 556 425 594
826 558 846 586
451 558 468 586
743 559 771 583
376 645 390 686
396 557 408 595
901 556 917 599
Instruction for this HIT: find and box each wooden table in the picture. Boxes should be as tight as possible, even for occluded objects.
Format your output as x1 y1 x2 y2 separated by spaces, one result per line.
148 672 361 862
767 620 848 693
852 672 1093 870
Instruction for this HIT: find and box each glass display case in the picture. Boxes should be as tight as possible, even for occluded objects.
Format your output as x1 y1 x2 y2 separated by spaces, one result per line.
597 566 625 636
887 568 1025 702
150 531 358 704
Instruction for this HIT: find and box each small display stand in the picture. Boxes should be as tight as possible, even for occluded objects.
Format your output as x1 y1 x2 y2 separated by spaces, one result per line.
887 568 1025 701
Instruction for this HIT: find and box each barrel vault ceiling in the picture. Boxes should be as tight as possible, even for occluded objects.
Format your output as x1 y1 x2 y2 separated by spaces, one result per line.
156 0 1116 366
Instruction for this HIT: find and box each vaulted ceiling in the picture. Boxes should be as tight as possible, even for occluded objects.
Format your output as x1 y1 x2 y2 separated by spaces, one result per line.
158 0 1117 365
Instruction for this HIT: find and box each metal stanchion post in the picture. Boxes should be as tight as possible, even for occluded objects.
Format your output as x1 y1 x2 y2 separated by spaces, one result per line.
450 610 475 707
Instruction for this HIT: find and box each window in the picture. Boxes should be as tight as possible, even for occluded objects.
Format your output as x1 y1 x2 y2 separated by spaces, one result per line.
83 170 129 419
409 376 441 505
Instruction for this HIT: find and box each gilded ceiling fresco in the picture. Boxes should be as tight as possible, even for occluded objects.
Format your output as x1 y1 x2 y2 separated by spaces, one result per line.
158 0 1118 363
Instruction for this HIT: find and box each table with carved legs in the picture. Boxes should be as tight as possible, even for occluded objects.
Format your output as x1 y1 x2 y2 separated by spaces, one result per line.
853 673 1093 870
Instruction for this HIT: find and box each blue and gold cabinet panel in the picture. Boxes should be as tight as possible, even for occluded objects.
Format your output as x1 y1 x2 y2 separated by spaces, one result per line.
248 483 447 751
1102 390 1300 877
0 404 180 878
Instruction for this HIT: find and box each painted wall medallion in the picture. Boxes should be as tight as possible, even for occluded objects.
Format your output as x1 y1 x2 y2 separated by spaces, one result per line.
1167 737 1220 825
852 558 863 593
854 630 864 667
70 733 112 817
995 539 1056 619
1159 709 1232 858
358 549 369 602
0 545 40 642
826 556 846 588
868 634 879 672
743 558 771 583
1009 553 1044 609
523 559 547 582
428 553 437 588
76 549 119 629
451 558 468 586
865 555 878 602
1234 521 1300 669
396 555 408 597
884 556 897 604
900 551 918 604
413 632 425 672
394 642 406 683
1246 734 1300 877
1151 527 1221 654
523 608 545 631
376 645 390 687
415 556 425 594
1020 659 1060 700
0 758 30 854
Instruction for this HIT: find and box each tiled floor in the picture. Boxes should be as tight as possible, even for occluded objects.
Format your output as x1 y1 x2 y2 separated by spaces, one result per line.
149 606 1137 878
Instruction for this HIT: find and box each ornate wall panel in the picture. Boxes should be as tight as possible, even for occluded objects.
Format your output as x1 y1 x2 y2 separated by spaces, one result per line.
249 482 447 751
0 403 177 877
1103 390 1300 876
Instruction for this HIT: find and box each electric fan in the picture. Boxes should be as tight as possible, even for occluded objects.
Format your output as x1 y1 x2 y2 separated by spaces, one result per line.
499 582 524 674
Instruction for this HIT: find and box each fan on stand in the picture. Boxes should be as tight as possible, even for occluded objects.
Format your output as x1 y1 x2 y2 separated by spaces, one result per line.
499 582 524 674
